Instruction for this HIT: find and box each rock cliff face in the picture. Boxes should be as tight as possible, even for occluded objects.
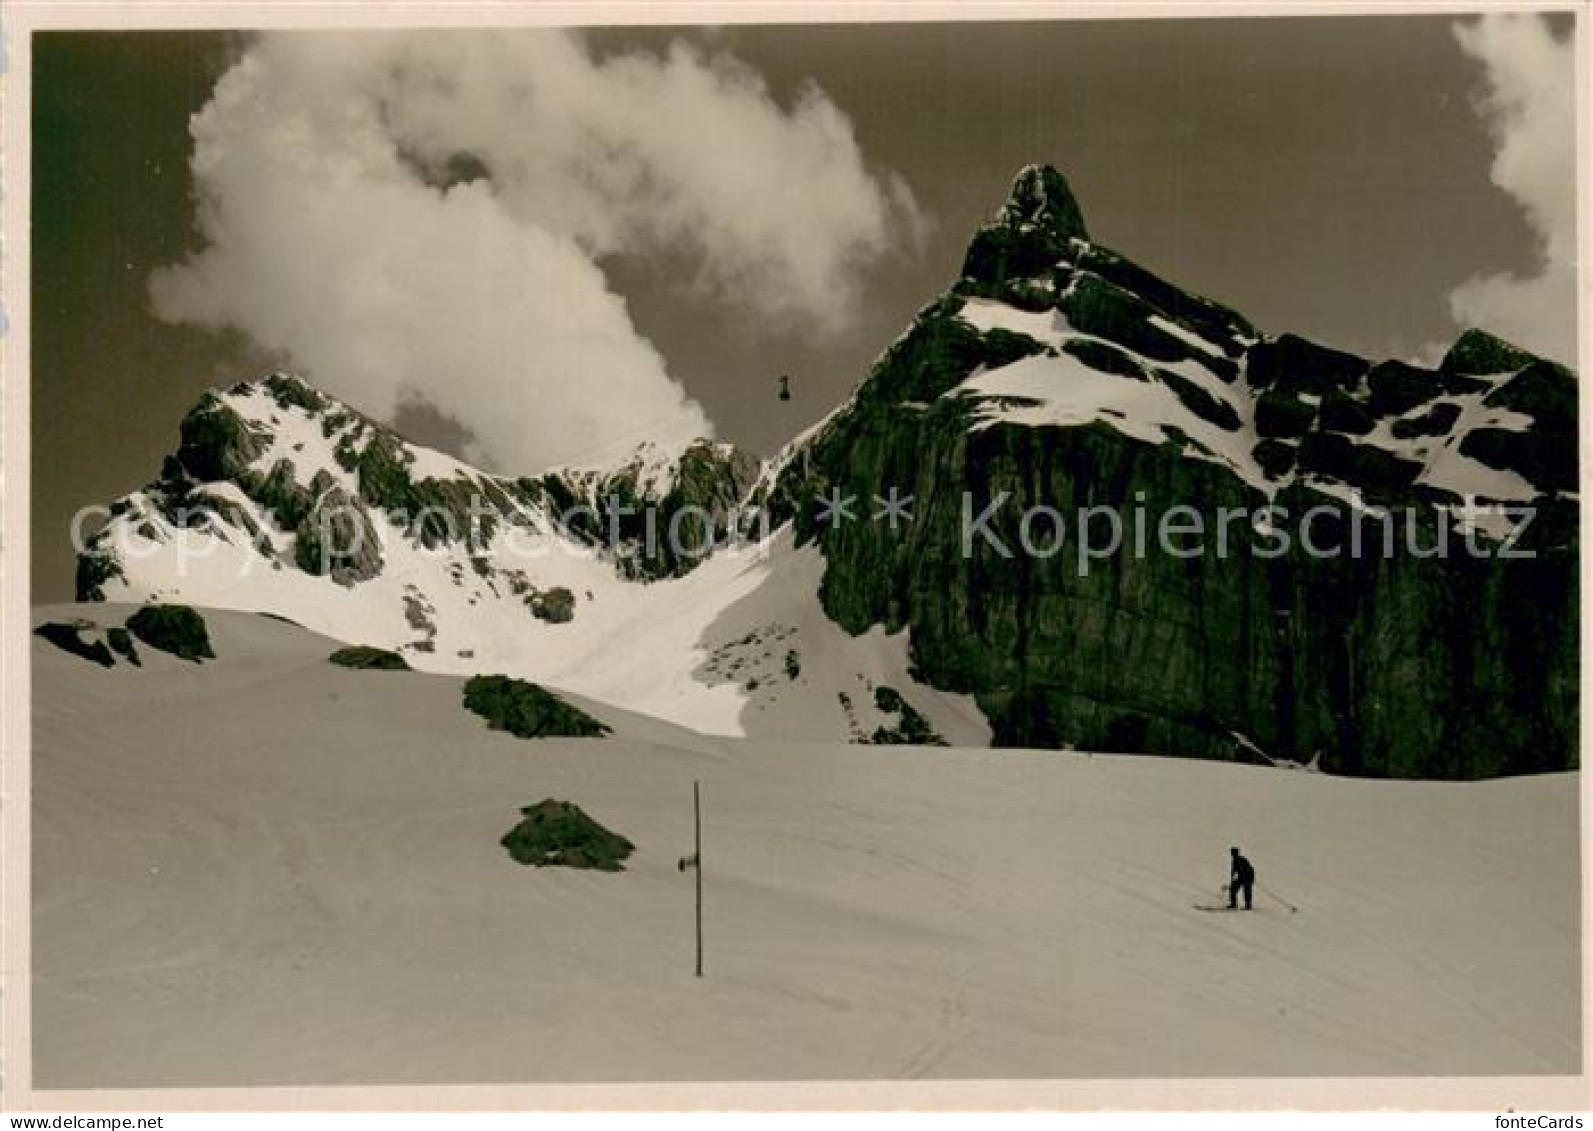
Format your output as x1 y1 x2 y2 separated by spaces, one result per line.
776 165 1577 778
543 439 758 580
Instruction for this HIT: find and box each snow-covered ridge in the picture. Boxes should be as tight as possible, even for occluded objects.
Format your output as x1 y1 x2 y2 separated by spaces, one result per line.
75 373 985 746
89 371 768 583
939 263 1568 532
549 436 749 504
932 165 1572 529
232 373 752 515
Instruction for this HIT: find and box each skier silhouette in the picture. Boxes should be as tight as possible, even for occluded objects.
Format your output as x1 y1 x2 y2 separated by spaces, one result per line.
777 375 791 402
1228 847 1255 910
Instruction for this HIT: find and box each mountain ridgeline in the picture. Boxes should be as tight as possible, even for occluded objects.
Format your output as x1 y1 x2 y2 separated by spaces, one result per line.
76 372 755 602
772 165 1577 778
75 165 1577 779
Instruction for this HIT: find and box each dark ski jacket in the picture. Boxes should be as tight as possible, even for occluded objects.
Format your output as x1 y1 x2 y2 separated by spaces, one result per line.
1231 854 1255 885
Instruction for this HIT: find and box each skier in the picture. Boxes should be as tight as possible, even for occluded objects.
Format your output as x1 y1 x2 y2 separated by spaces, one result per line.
1228 846 1255 910
778 375 792 402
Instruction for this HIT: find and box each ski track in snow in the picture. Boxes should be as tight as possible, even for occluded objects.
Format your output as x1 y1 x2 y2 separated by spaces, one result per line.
29 607 1581 1087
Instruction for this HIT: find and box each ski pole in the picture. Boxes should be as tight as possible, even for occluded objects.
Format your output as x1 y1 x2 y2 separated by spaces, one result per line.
1259 880 1298 913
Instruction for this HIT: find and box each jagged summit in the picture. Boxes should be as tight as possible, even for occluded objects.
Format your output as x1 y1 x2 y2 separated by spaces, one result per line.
1441 327 1547 377
960 163 1092 292
997 163 1089 243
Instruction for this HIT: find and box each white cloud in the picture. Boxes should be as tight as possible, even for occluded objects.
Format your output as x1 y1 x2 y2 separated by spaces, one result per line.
150 30 923 473
1447 14 1576 367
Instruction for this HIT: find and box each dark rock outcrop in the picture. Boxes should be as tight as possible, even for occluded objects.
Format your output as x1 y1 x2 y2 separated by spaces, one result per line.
868 686 949 746
329 645 410 670
34 622 117 668
463 675 611 739
961 164 1088 302
543 439 759 580
125 604 215 663
528 586 576 624
293 477 384 585
500 799 634 870
75 550 125 603
176 393 267 482
1442 327 1540 376
106 626 142 666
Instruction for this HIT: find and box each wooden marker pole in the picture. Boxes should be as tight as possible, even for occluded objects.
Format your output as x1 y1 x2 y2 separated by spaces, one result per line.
679 780 703 978
693 780 703 978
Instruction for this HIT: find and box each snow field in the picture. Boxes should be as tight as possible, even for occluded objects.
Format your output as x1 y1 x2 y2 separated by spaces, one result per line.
30 606 1580 1087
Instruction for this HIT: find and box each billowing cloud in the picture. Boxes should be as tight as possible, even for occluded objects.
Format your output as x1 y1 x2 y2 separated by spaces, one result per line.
1446 14 1575 367
151 30 923 472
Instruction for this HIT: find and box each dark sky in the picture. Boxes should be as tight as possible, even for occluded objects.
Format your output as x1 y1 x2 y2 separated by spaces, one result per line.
29 15 1573 602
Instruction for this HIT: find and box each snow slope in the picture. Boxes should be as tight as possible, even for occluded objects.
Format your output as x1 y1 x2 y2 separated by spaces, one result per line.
31 606 1580 1087
95 521 983 745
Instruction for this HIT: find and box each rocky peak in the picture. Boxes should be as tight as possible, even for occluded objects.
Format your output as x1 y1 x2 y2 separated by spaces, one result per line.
997 163 1090 243
1441 327 1541 377
960 164 1091 294
540 436 760 580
